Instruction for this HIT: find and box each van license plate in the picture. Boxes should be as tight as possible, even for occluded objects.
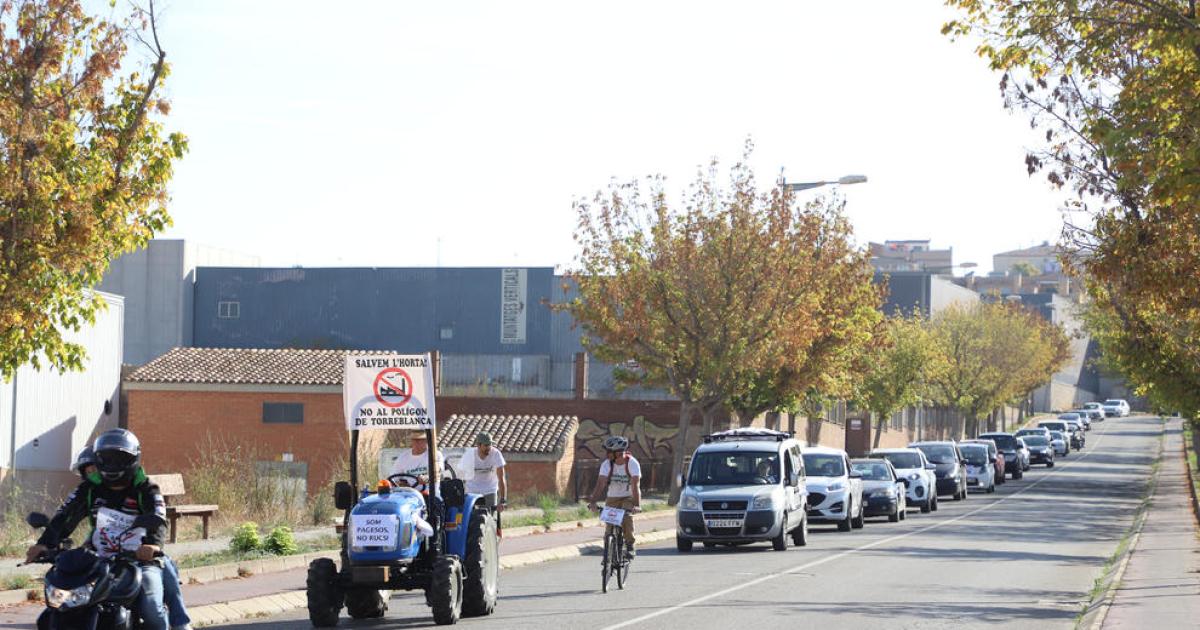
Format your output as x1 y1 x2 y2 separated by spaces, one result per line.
706 519 743 529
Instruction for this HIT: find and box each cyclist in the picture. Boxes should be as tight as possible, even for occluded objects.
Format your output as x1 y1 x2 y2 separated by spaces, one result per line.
587 436 641 558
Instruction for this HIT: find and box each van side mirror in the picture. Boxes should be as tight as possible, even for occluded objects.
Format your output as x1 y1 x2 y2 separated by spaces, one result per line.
848 470 863 479
334 481 354 511
925 463 937 470
789 471 800 486
676 473 685 488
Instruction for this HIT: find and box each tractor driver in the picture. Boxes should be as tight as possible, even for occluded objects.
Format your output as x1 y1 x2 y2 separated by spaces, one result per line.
389 432 444 491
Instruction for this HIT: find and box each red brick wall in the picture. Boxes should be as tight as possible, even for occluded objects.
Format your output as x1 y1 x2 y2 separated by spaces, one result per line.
504 461 561 496
127 389 383 496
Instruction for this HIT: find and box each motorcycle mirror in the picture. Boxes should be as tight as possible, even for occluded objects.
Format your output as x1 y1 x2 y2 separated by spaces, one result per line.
26 512 49 529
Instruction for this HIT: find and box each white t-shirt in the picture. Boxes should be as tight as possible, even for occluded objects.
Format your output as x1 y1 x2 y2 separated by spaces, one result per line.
599 456 642 498
390 449 445 480
461 448 507 495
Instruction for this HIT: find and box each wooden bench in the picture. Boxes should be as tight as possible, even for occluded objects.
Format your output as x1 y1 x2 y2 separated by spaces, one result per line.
148 473 219 543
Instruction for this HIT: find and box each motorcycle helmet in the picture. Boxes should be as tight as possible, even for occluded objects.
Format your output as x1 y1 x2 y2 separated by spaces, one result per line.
92 429 141 485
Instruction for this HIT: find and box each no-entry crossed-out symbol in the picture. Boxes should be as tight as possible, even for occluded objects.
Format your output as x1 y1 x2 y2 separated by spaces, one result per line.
373 368 413 408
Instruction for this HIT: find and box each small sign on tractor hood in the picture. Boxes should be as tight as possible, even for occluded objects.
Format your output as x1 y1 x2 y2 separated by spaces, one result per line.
344 354 436 431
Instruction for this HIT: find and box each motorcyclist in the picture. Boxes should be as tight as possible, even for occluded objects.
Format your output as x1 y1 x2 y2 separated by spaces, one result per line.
28 430 170 630
71 443 194 630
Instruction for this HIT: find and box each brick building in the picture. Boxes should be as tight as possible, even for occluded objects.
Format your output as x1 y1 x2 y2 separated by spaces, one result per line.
439 414 578 496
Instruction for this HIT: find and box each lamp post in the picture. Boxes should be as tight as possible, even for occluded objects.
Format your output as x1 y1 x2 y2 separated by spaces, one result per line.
785 174 868 192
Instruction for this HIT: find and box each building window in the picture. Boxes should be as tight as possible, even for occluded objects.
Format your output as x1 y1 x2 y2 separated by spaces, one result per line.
263 402 304 424
440 326 454 340
218 301 240 319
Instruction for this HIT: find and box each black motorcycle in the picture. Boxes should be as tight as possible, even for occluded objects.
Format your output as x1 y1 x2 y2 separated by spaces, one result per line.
25 512 160 630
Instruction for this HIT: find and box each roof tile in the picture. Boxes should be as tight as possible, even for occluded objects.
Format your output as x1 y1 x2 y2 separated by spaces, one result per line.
126 347 394 385
441 414 578 454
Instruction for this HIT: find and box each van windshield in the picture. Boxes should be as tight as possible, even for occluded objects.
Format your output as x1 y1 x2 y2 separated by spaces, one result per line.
687 452 779 486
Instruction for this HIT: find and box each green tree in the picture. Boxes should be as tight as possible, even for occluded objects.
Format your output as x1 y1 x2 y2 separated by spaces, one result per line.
562 144 875 503
852 315 935 448
1009 262 1039 277
0 0 186 380
925 301 1069 437
944 0 1200 417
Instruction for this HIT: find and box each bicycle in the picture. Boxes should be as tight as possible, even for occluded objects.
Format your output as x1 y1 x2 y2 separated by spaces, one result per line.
594 505 640 593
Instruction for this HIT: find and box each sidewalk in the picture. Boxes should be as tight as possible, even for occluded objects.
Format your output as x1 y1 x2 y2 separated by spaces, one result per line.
1101 418 1200 629
0 510 676 628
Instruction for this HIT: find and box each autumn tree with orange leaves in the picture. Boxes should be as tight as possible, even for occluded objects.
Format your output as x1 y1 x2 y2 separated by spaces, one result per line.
0 0 186 380
944 0 1200 416
560 145 880 504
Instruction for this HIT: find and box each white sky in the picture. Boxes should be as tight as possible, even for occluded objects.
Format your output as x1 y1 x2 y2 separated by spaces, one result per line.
154 0 1065 275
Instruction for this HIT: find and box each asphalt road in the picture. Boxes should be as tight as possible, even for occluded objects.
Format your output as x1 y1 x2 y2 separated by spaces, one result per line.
222 415 1165 629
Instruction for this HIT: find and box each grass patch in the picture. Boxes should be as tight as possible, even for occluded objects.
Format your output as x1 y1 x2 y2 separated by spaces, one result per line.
1 574 34 591
174 534 339 570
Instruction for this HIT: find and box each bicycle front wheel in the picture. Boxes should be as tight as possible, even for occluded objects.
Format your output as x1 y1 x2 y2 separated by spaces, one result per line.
601 527 612 593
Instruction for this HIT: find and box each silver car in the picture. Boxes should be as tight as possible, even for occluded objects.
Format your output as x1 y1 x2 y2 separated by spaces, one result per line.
676 429 809 551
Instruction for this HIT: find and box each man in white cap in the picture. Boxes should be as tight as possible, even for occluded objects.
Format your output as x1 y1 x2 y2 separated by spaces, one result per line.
390 432 444 490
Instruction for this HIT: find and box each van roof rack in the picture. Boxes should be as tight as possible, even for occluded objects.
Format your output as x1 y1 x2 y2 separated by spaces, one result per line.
702 428 791 443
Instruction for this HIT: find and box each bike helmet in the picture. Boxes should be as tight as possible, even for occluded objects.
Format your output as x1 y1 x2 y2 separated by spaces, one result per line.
92 429 141 485
603 435 629 452
72 446 96 479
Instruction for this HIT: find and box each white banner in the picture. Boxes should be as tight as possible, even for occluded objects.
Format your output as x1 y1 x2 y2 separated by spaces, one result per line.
350 514 399 548
344 354 436 431
500 268 527 344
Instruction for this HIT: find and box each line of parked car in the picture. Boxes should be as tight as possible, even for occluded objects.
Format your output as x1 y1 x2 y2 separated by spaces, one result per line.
674 400 1127 552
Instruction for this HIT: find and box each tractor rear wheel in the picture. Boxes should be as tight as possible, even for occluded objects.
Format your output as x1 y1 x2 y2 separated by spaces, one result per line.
344 587 386 619
306 558 343 627
430 556 464 625
462 508 499 617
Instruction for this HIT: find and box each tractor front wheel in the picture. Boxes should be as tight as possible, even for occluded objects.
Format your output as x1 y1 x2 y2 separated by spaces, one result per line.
430 556 464 625
462 509 500 617
306 558 343 627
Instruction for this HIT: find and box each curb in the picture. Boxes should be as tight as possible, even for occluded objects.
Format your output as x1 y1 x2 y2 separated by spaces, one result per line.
189 519 679 627
1076 417 1167 630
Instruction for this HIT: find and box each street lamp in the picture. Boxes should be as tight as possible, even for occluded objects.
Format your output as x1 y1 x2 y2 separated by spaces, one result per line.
785 174 868 192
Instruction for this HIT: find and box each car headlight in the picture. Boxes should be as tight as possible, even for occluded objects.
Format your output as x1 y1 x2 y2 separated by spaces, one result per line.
680 494 700 510
907 473 921 481
45 583 93 610
751 495 775 510
826 482 845 492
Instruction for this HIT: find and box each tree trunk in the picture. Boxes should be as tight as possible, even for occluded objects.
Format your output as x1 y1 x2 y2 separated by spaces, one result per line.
786 411 796 436
872 411 886 449
668 401 692 505
701 404 719 435
766 411 781 431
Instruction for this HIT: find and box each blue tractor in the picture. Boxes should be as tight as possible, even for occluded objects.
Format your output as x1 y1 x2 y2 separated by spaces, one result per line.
306 428 500 625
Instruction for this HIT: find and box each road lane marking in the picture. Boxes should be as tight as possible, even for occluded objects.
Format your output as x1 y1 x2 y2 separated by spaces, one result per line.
603 419 1135 630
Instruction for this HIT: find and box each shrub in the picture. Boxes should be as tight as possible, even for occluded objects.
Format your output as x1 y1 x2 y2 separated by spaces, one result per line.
264 526 298 555
230 522 261 553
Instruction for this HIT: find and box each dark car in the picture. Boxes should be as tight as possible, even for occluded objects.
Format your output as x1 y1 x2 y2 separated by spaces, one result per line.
851 458 907 523
909 441 969 501
1022 434 1055 467
961 438 1005 486
978 432 1025 479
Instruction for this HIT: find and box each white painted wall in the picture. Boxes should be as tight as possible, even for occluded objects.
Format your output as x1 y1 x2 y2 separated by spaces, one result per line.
0 292 124 474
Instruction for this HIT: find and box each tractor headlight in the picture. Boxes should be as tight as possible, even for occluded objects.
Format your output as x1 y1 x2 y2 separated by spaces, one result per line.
45 583 93 609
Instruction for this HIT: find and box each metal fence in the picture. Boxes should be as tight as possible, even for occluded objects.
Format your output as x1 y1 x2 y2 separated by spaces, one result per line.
571 458 675 500
438 354 574 399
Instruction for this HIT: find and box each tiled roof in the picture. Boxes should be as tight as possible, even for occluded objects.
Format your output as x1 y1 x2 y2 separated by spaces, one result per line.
126 347 392 385
440 414 579 454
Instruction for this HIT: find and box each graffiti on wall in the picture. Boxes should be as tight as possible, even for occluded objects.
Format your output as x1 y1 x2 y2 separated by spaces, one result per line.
576 416 678 460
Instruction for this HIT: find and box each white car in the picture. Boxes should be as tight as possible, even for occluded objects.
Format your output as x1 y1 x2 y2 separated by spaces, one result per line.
1102 399 1131 417
802 446 864 532
869 448 938 513
959 443 996 494
1048 431 1069 456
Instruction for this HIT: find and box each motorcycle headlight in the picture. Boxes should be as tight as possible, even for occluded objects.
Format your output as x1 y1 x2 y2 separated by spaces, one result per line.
826 482 845 492
751 495 775 510
680 494 700 510
45 583 93 610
